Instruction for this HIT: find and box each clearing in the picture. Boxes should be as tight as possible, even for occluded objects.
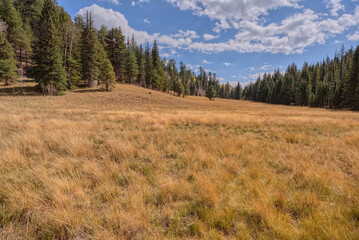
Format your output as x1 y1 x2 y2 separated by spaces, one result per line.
0 83 359 239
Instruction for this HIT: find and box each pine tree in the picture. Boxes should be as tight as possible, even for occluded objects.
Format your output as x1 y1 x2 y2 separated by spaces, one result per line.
0 0 32 66
206 85 216 101
33 0 67 95
125 50 139 84
98 45 116 91
98 25 109 49
107 27 127 82
13 0 44 30
81 11 99 87
351 46 359 110
329 61 342 108
235 82 242 100
144 43 153 88
135 44 145 85
0 32 18 85
66 56 81 89
174 80 184 97
151 40 166 90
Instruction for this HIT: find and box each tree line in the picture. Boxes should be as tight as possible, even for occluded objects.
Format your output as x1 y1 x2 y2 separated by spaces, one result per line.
243 45 359 110
0 0 231 98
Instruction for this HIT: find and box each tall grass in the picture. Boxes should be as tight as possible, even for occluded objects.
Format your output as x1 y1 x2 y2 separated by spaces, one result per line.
0 84 359 239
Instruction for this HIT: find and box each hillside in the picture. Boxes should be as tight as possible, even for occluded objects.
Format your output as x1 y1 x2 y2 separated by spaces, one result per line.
0 83 359 239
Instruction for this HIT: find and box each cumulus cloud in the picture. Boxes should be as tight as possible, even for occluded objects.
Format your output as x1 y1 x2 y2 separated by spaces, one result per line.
78 3 359 55
166 0 302 31
131 0 149 7
203 33 218 41
325 0 344 16
98 0 120 5
202 59 212 64
347 31 359 41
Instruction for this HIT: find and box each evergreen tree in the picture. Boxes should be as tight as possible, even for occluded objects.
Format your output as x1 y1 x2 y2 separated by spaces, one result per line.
98 25 109 49
81 12 99 87
235 82 242 100
0 0 32 67
351 46 359 110
151 40 166 90
0 32 18 85
135 44 145 85
125 49 139 84
63 15 83 90
107 27 127 82
66 56 81 89
13 0 44 29
206 85 216 101
98 45 116 91
33 0 67 95
342 50 354 109
144 43 153 88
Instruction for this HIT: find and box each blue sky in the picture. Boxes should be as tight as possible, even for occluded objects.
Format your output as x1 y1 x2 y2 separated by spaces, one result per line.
58 0 359 85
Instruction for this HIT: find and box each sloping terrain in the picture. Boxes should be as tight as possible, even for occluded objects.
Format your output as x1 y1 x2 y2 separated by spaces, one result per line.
0 83 359 239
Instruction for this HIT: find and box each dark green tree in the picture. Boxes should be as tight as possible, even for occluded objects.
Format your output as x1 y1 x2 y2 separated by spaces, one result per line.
0 0 32 68
81 12 99 87
206 85 216 101
33 0 67 95
98 45 116 91
125 49 139 84
107 27 127 82
0 32 18 85
135 44 145 85
144 43 153 88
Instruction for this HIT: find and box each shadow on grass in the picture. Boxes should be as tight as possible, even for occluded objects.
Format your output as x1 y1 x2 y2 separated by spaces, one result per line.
0 85 42 96
72 88 108 93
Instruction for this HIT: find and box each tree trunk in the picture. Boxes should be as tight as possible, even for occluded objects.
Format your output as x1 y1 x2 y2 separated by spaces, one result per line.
88 80 98 88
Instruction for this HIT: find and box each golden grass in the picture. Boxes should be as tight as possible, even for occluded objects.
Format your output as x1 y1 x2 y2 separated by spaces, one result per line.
0 83 359 239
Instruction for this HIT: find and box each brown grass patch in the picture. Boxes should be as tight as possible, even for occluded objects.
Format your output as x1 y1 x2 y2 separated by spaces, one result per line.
0 83 359 239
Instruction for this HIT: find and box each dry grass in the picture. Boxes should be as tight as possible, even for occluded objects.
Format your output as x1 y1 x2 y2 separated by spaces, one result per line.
0 83 359 239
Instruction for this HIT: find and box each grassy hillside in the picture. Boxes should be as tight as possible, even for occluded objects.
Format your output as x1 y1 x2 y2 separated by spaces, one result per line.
0 83 359 239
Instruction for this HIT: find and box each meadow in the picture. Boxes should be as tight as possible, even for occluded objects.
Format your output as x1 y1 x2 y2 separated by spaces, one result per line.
0 83 359 239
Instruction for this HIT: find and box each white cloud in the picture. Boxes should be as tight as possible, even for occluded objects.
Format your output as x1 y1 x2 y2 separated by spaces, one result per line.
347 31 359 41
325 0 344 17
144 18 151 24
203 33 218 41
202 59 212 64
261 64 272 70
224 62 232 66
171 30 199 39
131 0 149 7
166 0 302 31
78 4 359 55
186 7 359 54
99 0 120 5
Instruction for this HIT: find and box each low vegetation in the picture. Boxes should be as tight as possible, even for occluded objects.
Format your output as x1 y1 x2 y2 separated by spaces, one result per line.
1 83 359 239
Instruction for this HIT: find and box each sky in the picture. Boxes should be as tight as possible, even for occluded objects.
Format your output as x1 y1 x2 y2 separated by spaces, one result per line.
57 0 359 86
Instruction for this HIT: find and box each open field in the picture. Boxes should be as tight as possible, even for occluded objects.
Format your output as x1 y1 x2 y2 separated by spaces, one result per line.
0 83 359 239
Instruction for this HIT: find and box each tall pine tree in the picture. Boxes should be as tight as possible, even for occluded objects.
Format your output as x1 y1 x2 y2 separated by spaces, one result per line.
81 12 99 87
0 32 18 85
33 0 67 95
